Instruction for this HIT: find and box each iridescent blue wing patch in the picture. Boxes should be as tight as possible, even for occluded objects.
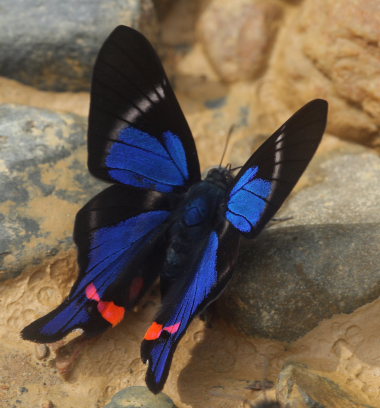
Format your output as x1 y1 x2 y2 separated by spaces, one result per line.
225 99 328 238
226 166 272 233
22 185 174 343
88 25 201 191
105 127 189 192
141 222 240 394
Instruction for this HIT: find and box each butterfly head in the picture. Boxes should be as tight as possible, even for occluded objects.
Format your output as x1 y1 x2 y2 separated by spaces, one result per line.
204 166 234 190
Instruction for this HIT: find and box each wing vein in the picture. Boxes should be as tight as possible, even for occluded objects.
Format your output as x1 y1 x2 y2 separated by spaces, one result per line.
109 37 166 103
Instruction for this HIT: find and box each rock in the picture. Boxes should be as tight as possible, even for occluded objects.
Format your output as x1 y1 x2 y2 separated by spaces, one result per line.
0 0 158 91
41 402 54 408
218 145 380 341
34 344 49 360
0 104 106 280
259 0 380 147
152 0 177 20
283 148 380 225
103 386 177 408
277 363 375 407
198 0 283 82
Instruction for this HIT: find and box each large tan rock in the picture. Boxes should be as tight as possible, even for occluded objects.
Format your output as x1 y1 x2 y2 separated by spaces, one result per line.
198 0 283 82
277 363 375 407
259 0 380 146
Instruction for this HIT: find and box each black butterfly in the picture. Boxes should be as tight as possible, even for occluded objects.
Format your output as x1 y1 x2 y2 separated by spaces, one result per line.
21 25 328 394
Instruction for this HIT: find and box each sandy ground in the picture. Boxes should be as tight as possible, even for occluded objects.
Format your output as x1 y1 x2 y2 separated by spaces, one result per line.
1 249 380 407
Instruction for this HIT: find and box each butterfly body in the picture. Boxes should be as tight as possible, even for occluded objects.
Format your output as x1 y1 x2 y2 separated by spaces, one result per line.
162 168 233 277
21 25 328 394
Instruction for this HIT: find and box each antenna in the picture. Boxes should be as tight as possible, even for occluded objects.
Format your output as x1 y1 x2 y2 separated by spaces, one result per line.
219 124 236 167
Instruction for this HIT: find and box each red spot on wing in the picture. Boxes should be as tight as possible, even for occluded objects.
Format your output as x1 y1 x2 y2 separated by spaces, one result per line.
163 322 181 334
86 282 125 327
144 322 163 340
128 276 144 304
144 321 181 341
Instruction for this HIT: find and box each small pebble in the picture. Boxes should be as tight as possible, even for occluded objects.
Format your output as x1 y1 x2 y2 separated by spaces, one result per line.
41 401 54 408
247 380 274 391
35 344 49 360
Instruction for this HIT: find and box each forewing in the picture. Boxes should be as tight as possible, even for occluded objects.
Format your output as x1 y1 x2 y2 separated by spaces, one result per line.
225 99 328 238
21 185 176 343
141 222 240 394
88 25 201 192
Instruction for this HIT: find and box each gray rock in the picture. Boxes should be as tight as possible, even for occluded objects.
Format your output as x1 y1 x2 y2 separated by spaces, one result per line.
0 0 158 91
283 150 380 225
0 104 106 280
277 363 375 407
103 386 176 408
218 147 380 341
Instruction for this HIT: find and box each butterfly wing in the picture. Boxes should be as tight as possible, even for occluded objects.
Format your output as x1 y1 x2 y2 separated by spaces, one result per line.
21 186 177 343
225 99 328 238
22 24 202 343
141 221 240 394
88 25 201 192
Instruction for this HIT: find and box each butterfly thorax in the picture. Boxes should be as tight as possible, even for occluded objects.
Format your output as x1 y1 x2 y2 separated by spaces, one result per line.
204 166 234 190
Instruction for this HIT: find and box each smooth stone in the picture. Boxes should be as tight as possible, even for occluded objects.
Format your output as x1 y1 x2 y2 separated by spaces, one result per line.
0 0 158 91
0 104 106 280
103 386 177 408
218 146 380 341
283 149 380 225
277 363 376 407
198 0 283 82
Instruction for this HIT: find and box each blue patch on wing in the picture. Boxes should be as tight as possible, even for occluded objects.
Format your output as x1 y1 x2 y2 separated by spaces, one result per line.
149 231 219 383
40 210 170 336
226 166 272 233
106 127 189 192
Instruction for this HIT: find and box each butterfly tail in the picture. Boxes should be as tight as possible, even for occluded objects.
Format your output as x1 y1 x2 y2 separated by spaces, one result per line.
141 328 178 394
21 289 111 343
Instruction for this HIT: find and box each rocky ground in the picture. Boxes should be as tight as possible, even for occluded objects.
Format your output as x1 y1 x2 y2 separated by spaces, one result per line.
0 0 380 407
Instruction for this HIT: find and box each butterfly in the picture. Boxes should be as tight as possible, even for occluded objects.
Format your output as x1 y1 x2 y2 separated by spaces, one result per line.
21 25 328 394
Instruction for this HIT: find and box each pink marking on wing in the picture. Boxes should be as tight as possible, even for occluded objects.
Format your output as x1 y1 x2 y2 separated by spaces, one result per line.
85 282 100 302
163 322 181 334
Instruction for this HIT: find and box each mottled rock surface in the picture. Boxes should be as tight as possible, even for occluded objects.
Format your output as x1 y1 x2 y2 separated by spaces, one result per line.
219 146 380 341
103 386 177 408
277 363 375 407
153 0 177 19
198 0 283 82
259 0 380 147
0 0 158 91
0 104 105 280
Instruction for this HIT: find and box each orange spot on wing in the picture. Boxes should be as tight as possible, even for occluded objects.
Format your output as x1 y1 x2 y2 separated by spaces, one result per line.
86 283 100 302
97 301 125 327
144 322 163 340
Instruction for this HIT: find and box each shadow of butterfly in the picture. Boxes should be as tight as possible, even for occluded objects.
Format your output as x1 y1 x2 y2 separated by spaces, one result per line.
21 25 328 394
